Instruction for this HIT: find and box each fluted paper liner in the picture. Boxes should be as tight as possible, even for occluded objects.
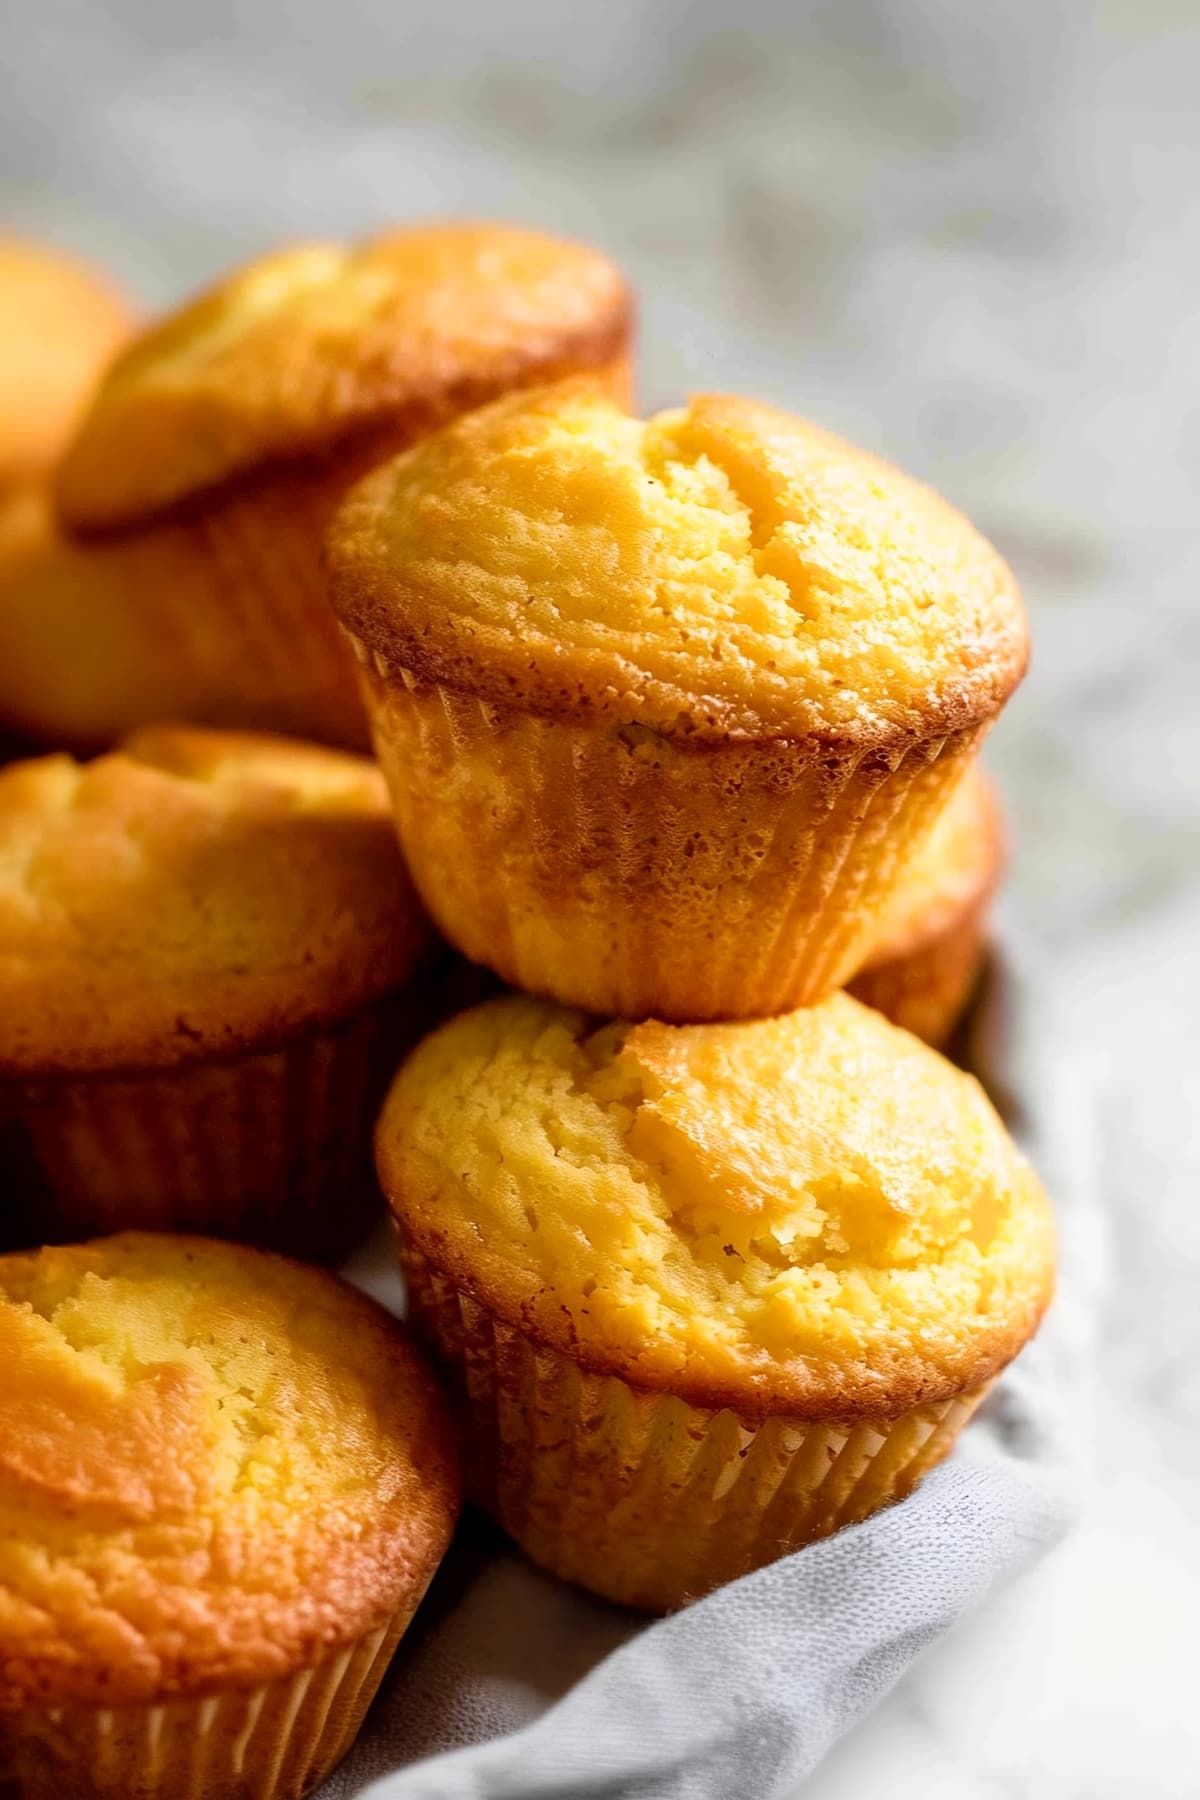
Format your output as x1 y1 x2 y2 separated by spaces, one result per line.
8 1003 404 1260
351 645 985 1020
70 458 374 749
400 1240 991 1612
189 462 370 747
2 1607 413 1800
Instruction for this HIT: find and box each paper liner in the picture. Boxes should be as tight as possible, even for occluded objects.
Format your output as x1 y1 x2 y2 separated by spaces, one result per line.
53 457 376 751
7 1003 406 1260
2 1609 411 1800
351 649 985 1019
400 1240 991 1612
847 901 990 1047
195 358 630 752
188 457 378 748
40 353 633 755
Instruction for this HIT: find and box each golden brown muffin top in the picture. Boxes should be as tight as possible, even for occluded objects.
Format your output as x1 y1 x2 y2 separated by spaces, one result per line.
0 235 133 488
329 382 1027 745
0 1233 459 1708
860 764 1004 970
379 993 1054 1420
56 223 632 530
0 726 433 1075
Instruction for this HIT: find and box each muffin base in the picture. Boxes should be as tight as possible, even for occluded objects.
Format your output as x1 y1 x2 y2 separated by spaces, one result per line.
400 1240 991 1612
3 1002 409 1261
2 1607 412 1800
182 457 374 748
46 355 633 754
847 902 989 1047
53 455 381 751
353 653 985 1019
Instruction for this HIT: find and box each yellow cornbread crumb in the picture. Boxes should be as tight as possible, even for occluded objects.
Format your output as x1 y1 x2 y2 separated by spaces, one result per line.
57 225 631 527
0 1233 458 1709
331 383 1027 742
378 992 1054 1416
0 726 431 1073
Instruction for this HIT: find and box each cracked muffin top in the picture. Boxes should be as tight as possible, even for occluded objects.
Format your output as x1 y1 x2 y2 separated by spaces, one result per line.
0 726 433 1075
327 382 1027 745
56 223 632 530
859 764 1004 971
0 1232 459 1708
0 234 133 488
377 992 1054 1419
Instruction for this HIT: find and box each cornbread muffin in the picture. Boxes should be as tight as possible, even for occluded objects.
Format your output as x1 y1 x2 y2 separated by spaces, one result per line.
378 992 1054 1610
0 726 434 1254
0 486 208 751
0 1232 459 1800
329 383 1027 1018
847 764 1004 1045
0 235 133 489
51 224 633 748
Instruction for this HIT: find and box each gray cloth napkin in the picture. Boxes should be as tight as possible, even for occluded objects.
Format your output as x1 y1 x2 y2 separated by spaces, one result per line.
329 935 1103 1800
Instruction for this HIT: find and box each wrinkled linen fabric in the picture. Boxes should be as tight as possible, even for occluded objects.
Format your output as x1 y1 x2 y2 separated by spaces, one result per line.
328 933 1104 1800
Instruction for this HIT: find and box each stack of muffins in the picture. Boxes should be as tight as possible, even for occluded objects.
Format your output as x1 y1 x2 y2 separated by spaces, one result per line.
0 223 1054 1800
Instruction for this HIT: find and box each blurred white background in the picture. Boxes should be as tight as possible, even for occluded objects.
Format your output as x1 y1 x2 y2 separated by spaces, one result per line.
4 2 1199 1794
7 0 1200 937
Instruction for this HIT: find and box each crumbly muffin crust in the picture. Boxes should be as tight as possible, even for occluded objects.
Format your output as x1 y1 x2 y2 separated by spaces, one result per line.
57 224 632 530
0 1232 459 1709
329 383 1027 746
378 993 1054 1420
0 727 432 1074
